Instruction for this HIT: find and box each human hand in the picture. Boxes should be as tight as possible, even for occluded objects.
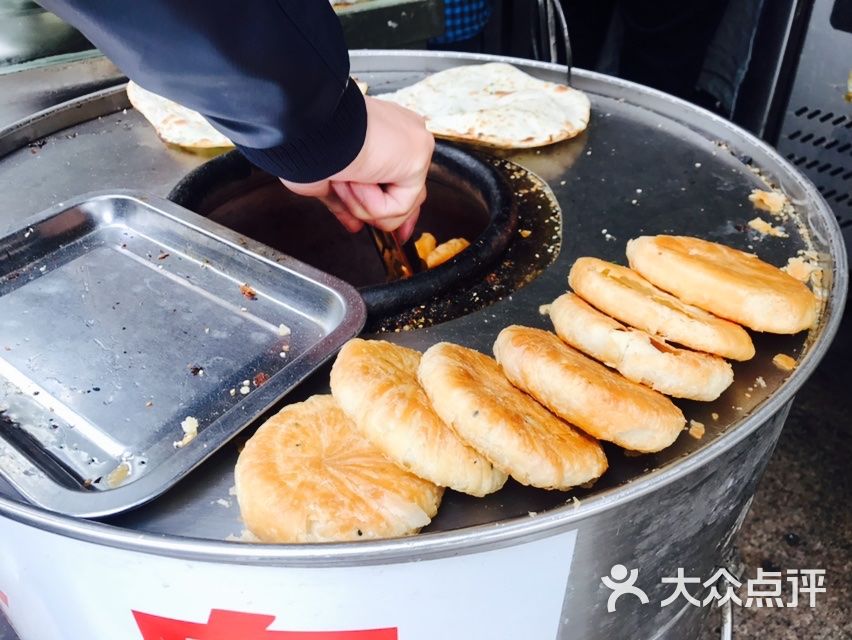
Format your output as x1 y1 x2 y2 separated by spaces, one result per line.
280 95 434 242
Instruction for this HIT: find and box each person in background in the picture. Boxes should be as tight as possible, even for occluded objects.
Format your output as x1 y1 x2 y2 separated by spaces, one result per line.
429 0 493 53
561 0 761 118
34 0 435 241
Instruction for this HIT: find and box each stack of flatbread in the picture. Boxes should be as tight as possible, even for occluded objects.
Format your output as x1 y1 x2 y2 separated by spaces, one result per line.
379 62 590 148
234 235 819 543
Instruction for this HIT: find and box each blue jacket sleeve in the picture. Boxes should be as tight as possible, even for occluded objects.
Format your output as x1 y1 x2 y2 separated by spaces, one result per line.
35 0 367 183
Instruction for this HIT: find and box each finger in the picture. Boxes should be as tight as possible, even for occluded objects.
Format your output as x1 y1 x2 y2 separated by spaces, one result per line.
350 181 423 221
331 181 373 223
327 203 365 233
397 207 420 243
366 182 426 236
317 192 364 234
367 212 410 233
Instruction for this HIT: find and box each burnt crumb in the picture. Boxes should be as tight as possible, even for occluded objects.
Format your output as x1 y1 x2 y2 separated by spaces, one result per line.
157 252 170 260
240 283 258 300
473 410 480 417
28 139 47 153
738 154 753 165
357 529 363 537
33 391 39 396
734 223 746 233
92 386 100 392
189 364 204 376
253 371 269 387
784 532 802 547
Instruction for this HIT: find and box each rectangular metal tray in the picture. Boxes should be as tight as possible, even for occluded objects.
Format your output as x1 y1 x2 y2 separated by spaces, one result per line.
0 192 365 518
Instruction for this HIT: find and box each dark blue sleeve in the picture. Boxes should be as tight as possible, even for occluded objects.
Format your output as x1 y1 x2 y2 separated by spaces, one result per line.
35 0 367 183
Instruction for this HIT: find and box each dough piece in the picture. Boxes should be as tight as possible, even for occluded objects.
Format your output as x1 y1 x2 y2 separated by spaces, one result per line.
494 326 685 452
626 235 818 334
418 342 607 490
234 395 443 543
415 232 437 263
330 339 507 496
126 81 234 150
425 238 470 268
549 293 733 401
569 257 755 360
379 62 590 148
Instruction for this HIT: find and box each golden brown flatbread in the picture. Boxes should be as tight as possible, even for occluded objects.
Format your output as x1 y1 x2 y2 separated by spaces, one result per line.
330 339 507 496
126 81 234 150
626 235 818 334
548 293 734 401
493 326 685 452
418 342 607 490
378 63 590 148
569 257 755 360
234 395 443 543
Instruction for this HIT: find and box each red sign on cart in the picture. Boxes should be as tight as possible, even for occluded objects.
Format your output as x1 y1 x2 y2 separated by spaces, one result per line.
132 609 397 640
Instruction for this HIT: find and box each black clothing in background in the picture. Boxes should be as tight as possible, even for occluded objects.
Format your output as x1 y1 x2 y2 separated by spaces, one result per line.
35 0 367 183
563 0 729 110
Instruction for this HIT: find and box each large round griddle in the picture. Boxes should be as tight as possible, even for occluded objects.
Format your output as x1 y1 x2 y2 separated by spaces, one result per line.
0 53 846 553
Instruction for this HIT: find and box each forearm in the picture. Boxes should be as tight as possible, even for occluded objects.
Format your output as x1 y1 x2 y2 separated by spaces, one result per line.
35 0 367 182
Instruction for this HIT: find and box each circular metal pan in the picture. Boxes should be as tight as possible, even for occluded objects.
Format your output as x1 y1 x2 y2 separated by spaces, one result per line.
0 52 846 563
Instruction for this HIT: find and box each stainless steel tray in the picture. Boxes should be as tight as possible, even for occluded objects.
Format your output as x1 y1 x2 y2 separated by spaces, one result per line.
0 193 366 517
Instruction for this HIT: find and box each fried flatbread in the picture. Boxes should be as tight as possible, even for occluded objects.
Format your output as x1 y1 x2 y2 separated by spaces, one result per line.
418 342 607 490
234 395 443 543
126 81 234 150
549 293 733 401
378 62 590 148
494 326 685 452
330 339 507 496
626 235 818 334
569 257 755 360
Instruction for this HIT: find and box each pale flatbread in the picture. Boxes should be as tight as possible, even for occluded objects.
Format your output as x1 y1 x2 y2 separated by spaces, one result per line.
626 235 819 334
330 339 507 496
418 342 607 490
234 395 443 543
378 62 590 148
126 81 234 150
494 326 685 453
548 293 734 401
569 257 756 361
